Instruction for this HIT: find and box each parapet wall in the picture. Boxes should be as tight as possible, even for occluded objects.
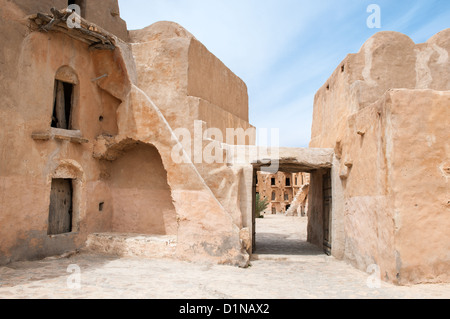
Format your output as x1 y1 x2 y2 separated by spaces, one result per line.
130 21 252 136
311 29 450 149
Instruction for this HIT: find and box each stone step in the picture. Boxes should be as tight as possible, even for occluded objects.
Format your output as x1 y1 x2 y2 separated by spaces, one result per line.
251 253 330 263
85 233 177 259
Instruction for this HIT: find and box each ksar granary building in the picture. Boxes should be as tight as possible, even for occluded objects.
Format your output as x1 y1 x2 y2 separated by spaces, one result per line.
0 0 448 285
256 172 310 216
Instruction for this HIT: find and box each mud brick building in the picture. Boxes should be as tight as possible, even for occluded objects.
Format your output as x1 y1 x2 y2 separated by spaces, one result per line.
0 0 448 285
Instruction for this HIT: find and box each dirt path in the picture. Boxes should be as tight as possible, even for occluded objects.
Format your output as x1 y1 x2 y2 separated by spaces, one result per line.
0 215 449 299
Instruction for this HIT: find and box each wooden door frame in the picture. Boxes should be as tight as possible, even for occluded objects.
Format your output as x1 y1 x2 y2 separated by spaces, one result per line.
48 178 74 235
322 169 332 255
251 168 257 253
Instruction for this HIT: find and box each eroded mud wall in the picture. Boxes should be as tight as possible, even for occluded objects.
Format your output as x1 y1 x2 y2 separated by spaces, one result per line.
108 143 177 235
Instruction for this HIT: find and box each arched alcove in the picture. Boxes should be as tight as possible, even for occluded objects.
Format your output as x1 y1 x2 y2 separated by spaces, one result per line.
108 142 177 235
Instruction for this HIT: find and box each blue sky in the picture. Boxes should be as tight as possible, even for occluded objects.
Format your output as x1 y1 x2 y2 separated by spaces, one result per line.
118 0 450 147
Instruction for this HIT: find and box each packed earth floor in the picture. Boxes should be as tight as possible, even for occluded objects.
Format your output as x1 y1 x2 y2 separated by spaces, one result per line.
0 214 449 299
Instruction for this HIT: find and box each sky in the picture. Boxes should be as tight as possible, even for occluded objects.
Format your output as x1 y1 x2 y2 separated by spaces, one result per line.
118 0 450 148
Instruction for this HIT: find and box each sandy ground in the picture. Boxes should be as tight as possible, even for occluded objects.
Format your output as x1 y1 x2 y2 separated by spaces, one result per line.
0 214 449 299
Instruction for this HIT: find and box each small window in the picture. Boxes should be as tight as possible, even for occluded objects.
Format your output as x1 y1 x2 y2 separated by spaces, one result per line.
286 178 291 187
48 179 73 235
68 0 86 18
271 178 276 186
272 192 276 201
295 177 298 185
52 80 74 130
284 193 289 201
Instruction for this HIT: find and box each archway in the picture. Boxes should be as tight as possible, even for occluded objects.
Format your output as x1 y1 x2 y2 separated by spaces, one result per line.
108 142 177 235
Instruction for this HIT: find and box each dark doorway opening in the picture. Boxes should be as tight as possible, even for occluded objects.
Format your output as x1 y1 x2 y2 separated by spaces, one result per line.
48 179 73 235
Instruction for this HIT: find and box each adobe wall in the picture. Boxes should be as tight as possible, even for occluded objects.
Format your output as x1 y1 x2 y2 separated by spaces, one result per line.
98 85 250 266
311 29 450 149
85 0 129 41
128 21 257 258
108 143 177 235
338 95 397 282
188 38 249 122
129 21 254 140
310 29 450 284
3 0 68 15
338 89 450 284
6 0 129 41
0 8 122 263
388 89 449 284
0 2 251 267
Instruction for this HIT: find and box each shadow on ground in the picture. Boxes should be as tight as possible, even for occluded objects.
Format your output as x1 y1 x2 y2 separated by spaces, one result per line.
254 232 324 256
253 214 325 257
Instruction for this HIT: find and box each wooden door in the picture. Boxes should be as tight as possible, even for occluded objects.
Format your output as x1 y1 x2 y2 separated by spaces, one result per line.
323 171 332 255
48 179 73 235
